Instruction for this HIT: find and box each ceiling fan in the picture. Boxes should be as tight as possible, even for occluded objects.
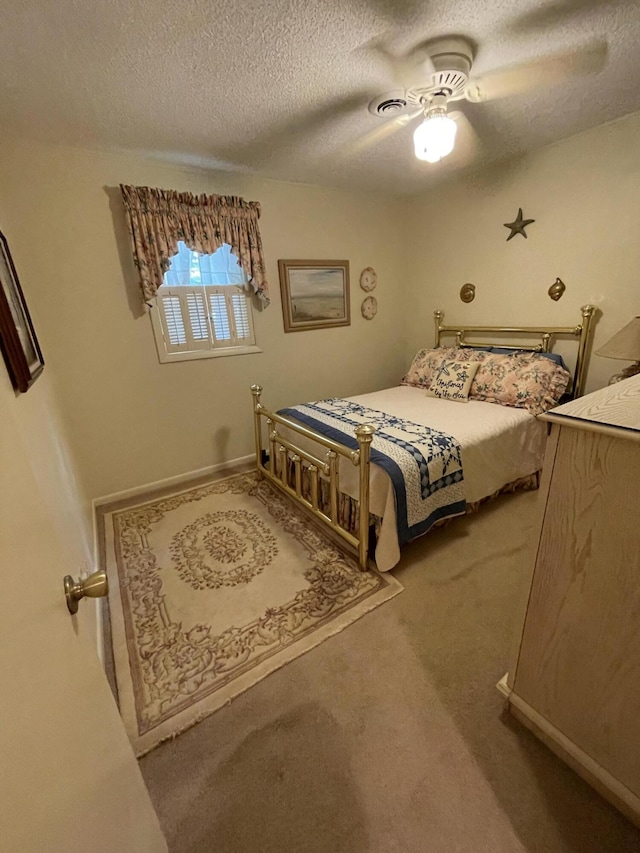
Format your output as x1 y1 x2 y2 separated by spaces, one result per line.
362 34 608 165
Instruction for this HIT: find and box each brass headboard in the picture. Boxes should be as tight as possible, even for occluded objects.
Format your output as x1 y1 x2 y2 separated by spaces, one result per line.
433 304 596 399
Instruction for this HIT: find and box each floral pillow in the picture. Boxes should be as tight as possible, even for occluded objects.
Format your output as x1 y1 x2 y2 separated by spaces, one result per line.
426 360 481 402
402 346 487 388
469 352 571 415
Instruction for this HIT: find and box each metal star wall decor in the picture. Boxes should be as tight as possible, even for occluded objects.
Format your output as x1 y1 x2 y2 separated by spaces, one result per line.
504 208 535 241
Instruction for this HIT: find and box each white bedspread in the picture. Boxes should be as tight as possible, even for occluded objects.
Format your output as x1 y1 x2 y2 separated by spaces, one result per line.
278 386 547 571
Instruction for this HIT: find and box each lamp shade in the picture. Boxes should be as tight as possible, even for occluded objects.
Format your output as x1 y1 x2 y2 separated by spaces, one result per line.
596 317 640 361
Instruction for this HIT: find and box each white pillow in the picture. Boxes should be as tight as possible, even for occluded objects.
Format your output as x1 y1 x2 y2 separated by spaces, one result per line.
426 359 481 403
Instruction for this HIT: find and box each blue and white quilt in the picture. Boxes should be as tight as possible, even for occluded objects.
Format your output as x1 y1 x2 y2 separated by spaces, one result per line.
278 398 466 545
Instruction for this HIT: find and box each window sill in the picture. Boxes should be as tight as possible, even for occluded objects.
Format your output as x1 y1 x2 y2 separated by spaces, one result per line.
157 345 263 364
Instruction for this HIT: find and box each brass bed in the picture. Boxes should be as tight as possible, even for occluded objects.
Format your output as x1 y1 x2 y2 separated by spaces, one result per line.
251 305 596 571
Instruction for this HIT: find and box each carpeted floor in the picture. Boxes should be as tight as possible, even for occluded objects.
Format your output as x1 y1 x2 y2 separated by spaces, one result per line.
139 487 640 852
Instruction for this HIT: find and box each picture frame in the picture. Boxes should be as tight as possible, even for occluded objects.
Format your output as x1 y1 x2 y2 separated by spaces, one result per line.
278 259 350 332
0 230 44 393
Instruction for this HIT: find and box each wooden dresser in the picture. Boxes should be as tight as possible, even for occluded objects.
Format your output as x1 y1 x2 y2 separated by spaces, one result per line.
500 375 640 827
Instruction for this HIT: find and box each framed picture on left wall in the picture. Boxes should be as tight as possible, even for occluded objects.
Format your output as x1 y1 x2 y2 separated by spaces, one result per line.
0 230 44 393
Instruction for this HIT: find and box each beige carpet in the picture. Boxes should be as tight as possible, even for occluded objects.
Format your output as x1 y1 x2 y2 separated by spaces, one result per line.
139 486 640 853
98 471 402 756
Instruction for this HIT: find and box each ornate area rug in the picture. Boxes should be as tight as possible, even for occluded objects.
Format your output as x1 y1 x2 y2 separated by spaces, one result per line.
99 471 402 756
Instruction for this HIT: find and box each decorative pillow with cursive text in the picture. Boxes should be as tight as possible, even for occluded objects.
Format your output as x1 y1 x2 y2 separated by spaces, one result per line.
426 359 481 402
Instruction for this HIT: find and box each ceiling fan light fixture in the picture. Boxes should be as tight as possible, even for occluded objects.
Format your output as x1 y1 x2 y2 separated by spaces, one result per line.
413 109 457 163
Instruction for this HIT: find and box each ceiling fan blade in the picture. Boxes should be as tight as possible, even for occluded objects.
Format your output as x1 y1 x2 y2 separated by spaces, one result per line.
340 108 422 159
357 0 429 24
466 41 608 102
505 0 616 36
404 43 436 83
359 36 435 90
219 93 371 168
448 110 482 167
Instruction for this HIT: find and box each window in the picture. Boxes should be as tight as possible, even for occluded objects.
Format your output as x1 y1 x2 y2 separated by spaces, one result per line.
150 242 260 362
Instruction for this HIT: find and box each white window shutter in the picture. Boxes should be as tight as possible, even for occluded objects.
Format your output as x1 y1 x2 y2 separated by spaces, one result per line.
206 286 255 348
209 292 232 344
157 293 187 350
231 291 255 345
157 287 211 353
185 291 211 348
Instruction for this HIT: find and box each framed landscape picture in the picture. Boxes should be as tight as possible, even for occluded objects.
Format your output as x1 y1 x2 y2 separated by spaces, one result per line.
278 259 350 332
0 231 44 393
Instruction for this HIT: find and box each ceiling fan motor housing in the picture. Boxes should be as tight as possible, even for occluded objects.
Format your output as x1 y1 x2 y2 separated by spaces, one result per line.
368 36 475 118
406 36 474 106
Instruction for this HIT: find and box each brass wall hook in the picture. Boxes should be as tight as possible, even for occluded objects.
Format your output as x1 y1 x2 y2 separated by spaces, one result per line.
64 569 109 614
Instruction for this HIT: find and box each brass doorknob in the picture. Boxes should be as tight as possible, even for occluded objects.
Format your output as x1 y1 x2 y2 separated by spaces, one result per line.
64 569 109 614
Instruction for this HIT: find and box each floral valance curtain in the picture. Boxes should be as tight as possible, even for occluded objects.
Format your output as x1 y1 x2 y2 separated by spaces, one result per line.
120 184 269 307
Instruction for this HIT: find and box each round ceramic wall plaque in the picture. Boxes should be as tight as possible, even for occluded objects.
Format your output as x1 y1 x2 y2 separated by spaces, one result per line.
361 295 378 320
359 267 377 292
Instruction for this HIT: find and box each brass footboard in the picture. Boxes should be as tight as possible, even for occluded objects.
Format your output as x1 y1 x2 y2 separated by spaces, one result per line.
250 385 375 570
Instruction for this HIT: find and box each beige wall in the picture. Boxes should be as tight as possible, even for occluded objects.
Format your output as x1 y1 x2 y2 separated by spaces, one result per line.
0 139 407 499
2 111 639 505
405 110 640 394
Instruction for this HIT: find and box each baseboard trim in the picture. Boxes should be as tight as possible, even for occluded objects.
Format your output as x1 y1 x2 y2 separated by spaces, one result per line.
496 672 511 699
92 454 256 508
498 678 640 829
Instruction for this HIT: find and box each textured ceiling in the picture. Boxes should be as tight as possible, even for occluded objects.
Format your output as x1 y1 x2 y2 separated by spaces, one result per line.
2 0 640 194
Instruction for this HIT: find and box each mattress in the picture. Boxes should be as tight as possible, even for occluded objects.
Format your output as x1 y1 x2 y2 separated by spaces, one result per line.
278 385 547 570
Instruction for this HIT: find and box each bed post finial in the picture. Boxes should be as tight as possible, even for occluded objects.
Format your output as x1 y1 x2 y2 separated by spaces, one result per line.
581 304 596 320
434 309 444 347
